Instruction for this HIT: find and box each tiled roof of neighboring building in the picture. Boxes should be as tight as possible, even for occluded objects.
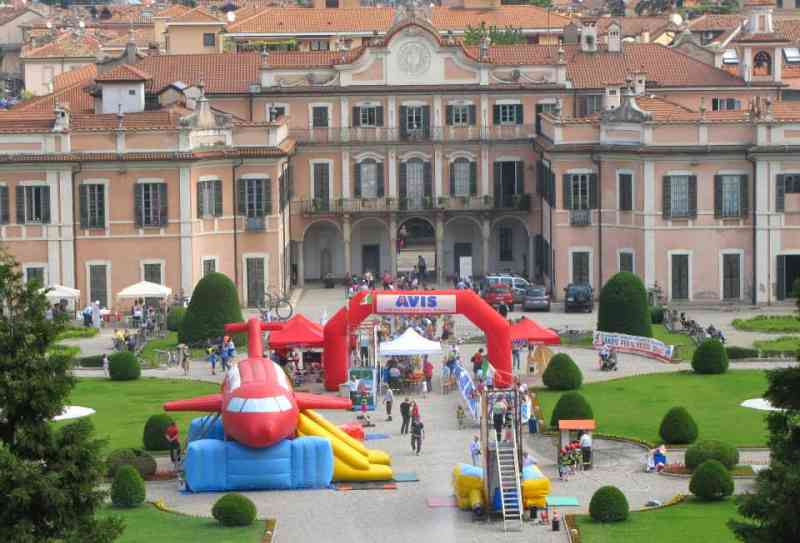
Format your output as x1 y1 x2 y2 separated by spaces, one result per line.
169 7 224 24
776 19 800 42
687 14 745 32
0 112 56 133
12 78 95 114
52 64 97 91
154 4 192 19
429 5 571 31
133 52 261 93
71 110 185 130
103 27 156 49
595 16 672 37
95 63 152 82
21 31 103 59
0 6 29 26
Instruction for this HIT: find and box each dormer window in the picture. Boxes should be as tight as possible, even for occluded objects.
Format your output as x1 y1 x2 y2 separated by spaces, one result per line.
784 47 800 63
128 89 136 96
754 51 772 76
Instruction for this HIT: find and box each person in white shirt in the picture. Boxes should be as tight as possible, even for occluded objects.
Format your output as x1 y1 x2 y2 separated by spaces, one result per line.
469 435 481 466
580 431 593 470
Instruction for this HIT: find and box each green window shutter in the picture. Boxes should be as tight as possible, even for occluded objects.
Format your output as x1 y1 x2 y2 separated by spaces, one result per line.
422 105 431 138
468 105 477 126
423 161 433 199
469 161 478 196
515 104 524 125
449 162 455 196
134 184 143 227
399 106 408 138
214 179 223 216
492 105 500 124
79 184 89 228
446 105 454 126
352 107 360 127
776 174 785 212
375 106 384 127
0 186 8 224
515 161 525 194
740 175 749 217
376 162 385 197
399 162 407 200
493 162 502 206
197 182 205 218
563 174 572 210
353 162 362 198
264 179 272 215
713 175 722 218
589 173 598 209
662 176 671 218
158 183 167 226
688 175 697 218
238 178 247 215
97 184 106 227
40 185 51 224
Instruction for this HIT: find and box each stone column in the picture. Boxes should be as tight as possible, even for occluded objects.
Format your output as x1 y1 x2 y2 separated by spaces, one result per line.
342 149 351 199
435 213 444 285
528 234 535 281
482 216 491 276
389 214 398 277
434 147 443 201
297 240 305 288
343 214 352 276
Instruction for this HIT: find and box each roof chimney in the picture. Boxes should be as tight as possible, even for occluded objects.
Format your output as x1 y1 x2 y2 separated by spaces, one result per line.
125 29 137 64
607 20 622 53
580 18 598 53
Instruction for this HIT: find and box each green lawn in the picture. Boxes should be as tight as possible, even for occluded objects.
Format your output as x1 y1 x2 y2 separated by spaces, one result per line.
537 370 769 447
99 504 264 543
732 314 800 333
56 326 100 340
577 498 740 543
652 325 695 361
56 378 219 452
752 335 800 356
140 332 207 367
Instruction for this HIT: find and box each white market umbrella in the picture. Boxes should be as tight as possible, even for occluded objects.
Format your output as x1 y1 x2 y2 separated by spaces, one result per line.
379 327 442 357
42 284 80 299
116 281 172 299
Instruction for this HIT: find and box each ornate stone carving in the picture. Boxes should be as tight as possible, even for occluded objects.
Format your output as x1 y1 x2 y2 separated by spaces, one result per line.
397 42 431 76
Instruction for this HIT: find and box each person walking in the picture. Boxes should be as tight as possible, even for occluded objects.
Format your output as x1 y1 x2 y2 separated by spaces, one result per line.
423 357 434 395
579 431 593 470
512 344 521 371
102 353 109 378
383 386 394 421
410 416 425 455
400 397 411 435
417 255 427 284
165 421 181 465
469 435 481 466
492 396 507 442
471 348 484 379
411 400 420 420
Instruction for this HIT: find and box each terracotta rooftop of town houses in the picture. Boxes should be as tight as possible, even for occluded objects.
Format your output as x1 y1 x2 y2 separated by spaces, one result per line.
776 19 800 42
70 109 190 130
21 31 103 59
12 78 95 114
0 5 34 26
125 52 262 93
743 0 776 5
595 16 673 38
0 111 59 133
168 6 225 24
52 64 97 91
0 147 293 163
227 5 570 34
103 27 157 49
95 63 152 82
686 14 746 32
153 4 192 19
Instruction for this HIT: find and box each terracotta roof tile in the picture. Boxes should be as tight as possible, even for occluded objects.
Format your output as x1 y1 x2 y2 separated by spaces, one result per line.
12 79 95 114
429 6 571 31
169 7 224 24
595 16 671 37
103 27 156 49
133 52 261 93
52 64 97 91
154 4 192 19
0 112 54 133
22 31 103 59
95 63 151 82
777 19 800 42
687 14 745 32
71 110 183 130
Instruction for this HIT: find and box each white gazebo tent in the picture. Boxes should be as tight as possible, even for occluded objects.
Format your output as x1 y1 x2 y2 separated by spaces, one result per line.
379 327 442 356
42 284 80 300
117 281 172 299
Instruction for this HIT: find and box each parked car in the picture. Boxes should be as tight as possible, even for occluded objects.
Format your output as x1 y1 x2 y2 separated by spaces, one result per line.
484 274 531 305
522 286 551 311
564 283 594 312
483 284 514 308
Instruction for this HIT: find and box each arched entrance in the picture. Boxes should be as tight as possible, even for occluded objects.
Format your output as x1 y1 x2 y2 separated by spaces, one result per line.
303 220 345 282
322 289 512 391
444 216 483 281
351 217 390 276
491 216 530 277
397 217 435 279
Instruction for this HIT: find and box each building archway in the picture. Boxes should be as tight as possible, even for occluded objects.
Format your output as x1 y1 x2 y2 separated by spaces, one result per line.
351 217 390 276
303 220 345 282
491 216 530 277
397 216 435 277
322 289 512 390
444 216 483 281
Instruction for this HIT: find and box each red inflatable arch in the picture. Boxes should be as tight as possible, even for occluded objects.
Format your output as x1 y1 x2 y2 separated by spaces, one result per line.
322 289 512 391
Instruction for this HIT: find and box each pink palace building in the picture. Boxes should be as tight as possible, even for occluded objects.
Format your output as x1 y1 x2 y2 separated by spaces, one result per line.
1 1 800 308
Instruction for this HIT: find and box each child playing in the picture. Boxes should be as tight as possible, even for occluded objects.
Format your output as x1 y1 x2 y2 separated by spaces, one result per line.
207 346 218 375
456 404 466 429
558 448 571 481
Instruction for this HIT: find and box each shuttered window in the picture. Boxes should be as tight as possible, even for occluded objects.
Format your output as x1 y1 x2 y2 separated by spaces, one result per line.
203 258 216 276
663 175 697 218
494 103 523 125
577 95 602 117
89 264 108 309
197 179 223 218
499 227 513 261
135 183 167 227
312 106 329 128
714 175 746 218
143 262 163 284
776 173 800 212
572 252 590 284
79 184 105 228
352 105 384 127
563 174 598 210
618 173 633 211
25 266 45 286
619 251 634 273
246 257 265 308
0 186 10 225
449 158 475 197
446 104 476 126
16 185 50 224
238 178 271 217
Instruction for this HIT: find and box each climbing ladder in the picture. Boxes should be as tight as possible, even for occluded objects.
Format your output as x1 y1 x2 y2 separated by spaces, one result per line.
494 424 523 532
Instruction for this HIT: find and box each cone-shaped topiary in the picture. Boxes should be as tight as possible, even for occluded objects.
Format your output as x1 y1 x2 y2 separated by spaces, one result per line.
659 406 699 445
212 493 257 527
110 465 145 508
542 353 583 390
108 351 140 381
685 440 739 471
106 448 157 479
589 485 630 523
689 459 734 501
597 272 652 338
142 414 175 451
549 391 594 429
179 272 243 346
692 339 729 374
166 306 186 332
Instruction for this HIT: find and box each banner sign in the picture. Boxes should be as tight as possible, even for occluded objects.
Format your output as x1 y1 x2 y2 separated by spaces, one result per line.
375 294 456 315
593 331 674 363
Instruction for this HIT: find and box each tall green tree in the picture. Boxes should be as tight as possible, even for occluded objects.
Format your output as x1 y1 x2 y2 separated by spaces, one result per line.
635 0 675 15
729 364 800 543
0 250 123 542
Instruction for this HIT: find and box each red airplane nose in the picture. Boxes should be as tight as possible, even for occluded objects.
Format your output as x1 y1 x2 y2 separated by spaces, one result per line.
223 412 297 448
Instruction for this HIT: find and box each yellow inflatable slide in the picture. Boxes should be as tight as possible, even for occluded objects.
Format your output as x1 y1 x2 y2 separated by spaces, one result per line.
297 409 393 481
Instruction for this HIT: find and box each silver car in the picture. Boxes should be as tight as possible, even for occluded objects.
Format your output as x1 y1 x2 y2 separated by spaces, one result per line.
522 286 551 311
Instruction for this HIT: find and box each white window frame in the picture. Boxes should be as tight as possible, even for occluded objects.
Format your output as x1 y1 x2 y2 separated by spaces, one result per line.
22 262 48 286
666 170 693 219
265 102 289 122
309 39 330 51
667 249 693 302
309 159 334 202
568 247 593 286
618 249 635 274
140 259 166 285
358 159 381 199
308 102 332 129
19 182 50 224
498 103 518 125
81 178 109 229
85 259 112 309
616 169 635 211
197 175 220 218
201 256 219 277
450 104 470 126
451 157 473 197
719 249 744 301
241 252 269 308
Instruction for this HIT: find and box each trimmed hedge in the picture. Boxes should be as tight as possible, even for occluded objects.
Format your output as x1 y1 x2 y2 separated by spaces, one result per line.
179 272 244 346
110 465 145 508
74 354 104 368
692 339 729 374
212 493 257 527
597 272 653 338
689 459 734 501
142 414 175 451
166 306 186 332
542 353 583 390
549 391 594 429
659 406 698 445
650 306 665 324
108 352 141 381
589 486 629 523
685 440 739 471
726 346 759 360
107 448 157 479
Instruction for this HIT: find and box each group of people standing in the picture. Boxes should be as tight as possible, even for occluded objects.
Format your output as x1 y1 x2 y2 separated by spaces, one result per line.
382 389 425 455
206 336 237 375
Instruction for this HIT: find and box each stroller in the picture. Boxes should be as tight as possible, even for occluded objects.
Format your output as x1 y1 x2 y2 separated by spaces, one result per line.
600 349 618 371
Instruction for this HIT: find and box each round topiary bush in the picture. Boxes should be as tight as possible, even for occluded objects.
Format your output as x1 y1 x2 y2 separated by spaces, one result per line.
692 339 729 374
179 272 244 346
689 459 734 501
166 306 186 332
110 464 145 508
597 272 653 338
685 440 740 471
108 351 141 381
107 448 157 479
212 493 257 527
659 406 699 445
542 353 583 390
142 414 175 451
589 485 630 523
549 391 594 429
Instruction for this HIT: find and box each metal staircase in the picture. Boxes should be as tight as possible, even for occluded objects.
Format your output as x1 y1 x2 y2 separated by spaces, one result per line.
494 424 523 532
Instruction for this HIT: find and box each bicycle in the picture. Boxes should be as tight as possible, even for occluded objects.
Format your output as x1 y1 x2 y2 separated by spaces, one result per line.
260 289 294 321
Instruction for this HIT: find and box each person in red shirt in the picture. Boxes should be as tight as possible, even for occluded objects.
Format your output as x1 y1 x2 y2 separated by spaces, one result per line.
471 348 484 379
165 421 181 464
423 357 434 395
